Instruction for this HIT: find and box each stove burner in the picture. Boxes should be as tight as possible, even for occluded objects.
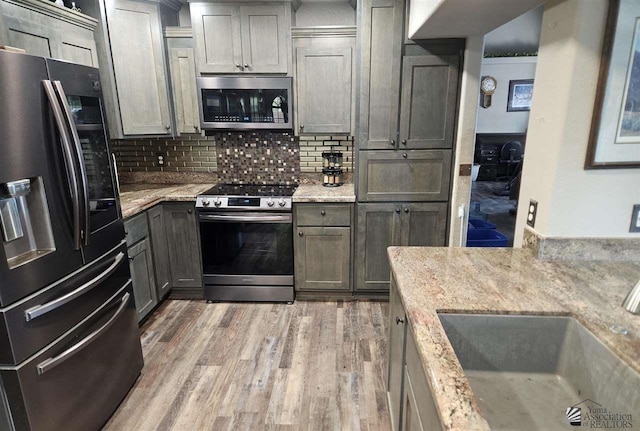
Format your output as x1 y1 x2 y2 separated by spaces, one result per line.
202 183 297 197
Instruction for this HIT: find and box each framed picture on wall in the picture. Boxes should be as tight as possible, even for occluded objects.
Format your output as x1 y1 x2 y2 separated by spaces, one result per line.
507 79 534 112
586 0 640 169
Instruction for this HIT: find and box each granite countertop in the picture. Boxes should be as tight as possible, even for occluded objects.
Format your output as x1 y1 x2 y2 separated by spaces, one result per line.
119 183 215 218
292 183 355 203
387 247 640 431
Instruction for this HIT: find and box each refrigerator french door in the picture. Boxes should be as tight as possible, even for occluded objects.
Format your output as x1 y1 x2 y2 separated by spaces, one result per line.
0 52 125 307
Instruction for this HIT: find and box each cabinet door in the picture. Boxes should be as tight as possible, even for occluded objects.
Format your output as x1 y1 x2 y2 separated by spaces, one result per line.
58 32 98 67
399 55 460 149
164 203 203 289
296 43 353 134
147 205 172 299
401 368 425 431
191 3 242 74
0 2 8 46
358 150 453 202
168 47 199 134
1 4 54 58
358 0 404 149
128 238 158 322
295 227 350 291
400 203 448 246
355 203 401 291
107 0 172 135
388 277 407 431
239 5 288 73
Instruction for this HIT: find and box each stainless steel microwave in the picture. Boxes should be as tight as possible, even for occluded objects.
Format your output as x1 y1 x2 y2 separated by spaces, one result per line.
196 76 293 130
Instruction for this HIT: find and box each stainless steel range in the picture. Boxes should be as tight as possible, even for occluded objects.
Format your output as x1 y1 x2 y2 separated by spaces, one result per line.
196 184 296 303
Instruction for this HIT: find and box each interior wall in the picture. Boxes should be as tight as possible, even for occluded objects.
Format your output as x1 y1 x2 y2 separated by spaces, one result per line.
483 6 543 56
295 1 356 26
514 0 640 244
476 57 537 134
449 36 484 247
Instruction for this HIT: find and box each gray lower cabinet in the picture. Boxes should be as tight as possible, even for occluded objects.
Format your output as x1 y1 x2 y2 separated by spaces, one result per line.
1 0 98 66
388 277 443 431
294 203 352 292
293 28 355 135
127 237 157 322
356 203 447 292
124 212 158 322
358 150 453 202
147 205 172 299
358 0 404 150
163 203 203 296
399 55 460 149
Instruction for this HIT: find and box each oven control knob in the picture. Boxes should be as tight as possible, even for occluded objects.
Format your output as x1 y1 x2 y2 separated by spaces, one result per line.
267 199 275 207
214 198 222 207
202 198 210 207
278 199 286 207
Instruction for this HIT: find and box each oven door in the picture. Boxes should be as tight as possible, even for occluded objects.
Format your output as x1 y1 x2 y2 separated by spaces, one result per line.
198 212 293 286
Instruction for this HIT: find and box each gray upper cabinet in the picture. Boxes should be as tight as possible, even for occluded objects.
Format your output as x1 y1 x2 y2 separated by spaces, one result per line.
106 0 172 136
0 0 98 66
191 3 241 73
147 205 172 299
295 226 350 291
163 203 203 292
167 42 199 134
355 203 401 291
358 150 453 202
399 55 460 149
358 0 404 150
293 29 355 135
191 2 290 74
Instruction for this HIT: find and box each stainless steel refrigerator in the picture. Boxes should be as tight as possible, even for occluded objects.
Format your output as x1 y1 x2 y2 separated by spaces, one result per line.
0 50 143 431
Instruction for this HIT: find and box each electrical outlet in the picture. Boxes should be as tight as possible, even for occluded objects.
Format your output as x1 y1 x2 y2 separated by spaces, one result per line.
630 204 640 233
156 152 166 167
526 199 538 228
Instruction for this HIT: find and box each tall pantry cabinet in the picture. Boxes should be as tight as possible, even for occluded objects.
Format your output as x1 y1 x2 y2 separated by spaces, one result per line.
355 0 463 293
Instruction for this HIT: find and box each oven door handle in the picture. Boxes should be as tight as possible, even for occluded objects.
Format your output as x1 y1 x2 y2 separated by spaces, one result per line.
198 214 292 223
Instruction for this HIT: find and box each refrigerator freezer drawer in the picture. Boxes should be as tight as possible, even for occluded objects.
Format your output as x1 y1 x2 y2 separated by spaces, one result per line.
0 242 130 365
0 282 143 431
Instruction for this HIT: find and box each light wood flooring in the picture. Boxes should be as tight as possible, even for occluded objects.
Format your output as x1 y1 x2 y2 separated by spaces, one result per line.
104 300 391 431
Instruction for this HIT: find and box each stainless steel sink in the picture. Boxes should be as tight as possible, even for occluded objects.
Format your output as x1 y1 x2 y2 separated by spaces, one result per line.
438 314 639 431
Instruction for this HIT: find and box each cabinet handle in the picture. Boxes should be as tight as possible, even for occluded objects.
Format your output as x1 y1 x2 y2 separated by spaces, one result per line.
300 124 304 130
390 139 395 146
395 208 400 213
194 125 199 131
402 153 408 158
404 208 409 213
321 210 326 216
165 125 171 131
396 317 404 325
236 63 241 68
244 63 250 68
401 140 407 146
298 231 303 236
188 209 193 214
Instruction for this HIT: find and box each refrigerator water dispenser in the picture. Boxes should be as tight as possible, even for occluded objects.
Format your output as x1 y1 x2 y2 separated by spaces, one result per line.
1 178 56 269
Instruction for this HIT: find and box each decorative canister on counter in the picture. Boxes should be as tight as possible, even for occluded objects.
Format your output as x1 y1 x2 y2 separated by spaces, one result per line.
322 148 343 187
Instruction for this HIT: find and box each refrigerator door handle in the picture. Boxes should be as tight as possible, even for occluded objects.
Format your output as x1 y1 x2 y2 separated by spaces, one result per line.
53 80 90 246
43 80 82 250
24 252 126 322
36 289 131 376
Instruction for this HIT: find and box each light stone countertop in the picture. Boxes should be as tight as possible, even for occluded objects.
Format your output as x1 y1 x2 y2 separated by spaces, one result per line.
119 183 215 219
292 183 355 203
387 247 640 431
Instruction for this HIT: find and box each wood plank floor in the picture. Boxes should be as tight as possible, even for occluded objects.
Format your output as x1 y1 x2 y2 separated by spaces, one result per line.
104 300 391 431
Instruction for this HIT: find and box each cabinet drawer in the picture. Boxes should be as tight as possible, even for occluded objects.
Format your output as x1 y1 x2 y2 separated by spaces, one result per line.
358 150 452 202
295 204 351 227
124 212 148 246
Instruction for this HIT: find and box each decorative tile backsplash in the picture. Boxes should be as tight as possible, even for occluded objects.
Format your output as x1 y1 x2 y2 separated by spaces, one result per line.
215 132 300 184
111 131 354 184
